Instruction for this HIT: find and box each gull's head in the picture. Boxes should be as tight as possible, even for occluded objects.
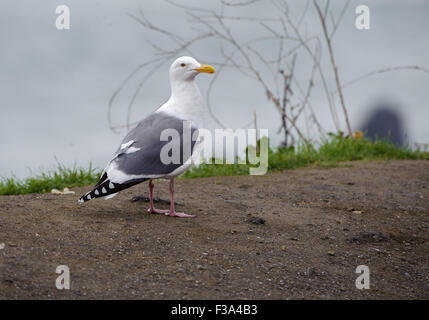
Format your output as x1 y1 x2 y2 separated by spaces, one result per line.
169 56 215 82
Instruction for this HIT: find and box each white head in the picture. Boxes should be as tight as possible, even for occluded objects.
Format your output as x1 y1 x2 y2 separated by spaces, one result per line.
169 56 215 83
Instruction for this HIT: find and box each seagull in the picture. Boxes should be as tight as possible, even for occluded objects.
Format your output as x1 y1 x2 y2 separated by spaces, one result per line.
78 56 215 218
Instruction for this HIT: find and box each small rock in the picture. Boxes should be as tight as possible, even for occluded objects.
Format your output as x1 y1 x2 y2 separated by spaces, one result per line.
306 267 316 276
196 264 205 271
0 243 5 249
404 272 413 280
247 217 265 225
328 250 335 256
51 188 75 195
347 231 388 243
62 188 75 195
281 245 286 251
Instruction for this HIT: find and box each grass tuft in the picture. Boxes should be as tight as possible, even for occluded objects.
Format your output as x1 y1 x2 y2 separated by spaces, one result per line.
182 133 429 178
0 163 101 196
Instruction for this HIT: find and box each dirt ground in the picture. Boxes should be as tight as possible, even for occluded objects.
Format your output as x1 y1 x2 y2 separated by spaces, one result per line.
0 160 428 299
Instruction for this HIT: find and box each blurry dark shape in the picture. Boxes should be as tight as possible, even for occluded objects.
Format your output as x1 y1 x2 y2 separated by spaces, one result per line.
347 231 389 243
247 217 265 225
360 105 405 146
130 195 180 205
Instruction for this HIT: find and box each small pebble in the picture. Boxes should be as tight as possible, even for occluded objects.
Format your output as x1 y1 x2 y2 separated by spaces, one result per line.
306 267 315 277
247 217 265 225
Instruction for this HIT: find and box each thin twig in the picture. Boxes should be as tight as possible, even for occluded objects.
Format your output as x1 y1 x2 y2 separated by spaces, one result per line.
339 65 429 93
314 0 352 136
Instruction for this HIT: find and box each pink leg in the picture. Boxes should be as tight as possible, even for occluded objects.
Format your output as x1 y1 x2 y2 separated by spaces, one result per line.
147 180 169 214
165 179 195 218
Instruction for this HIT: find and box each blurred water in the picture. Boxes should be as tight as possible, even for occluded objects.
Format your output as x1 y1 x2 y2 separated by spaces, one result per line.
1 0 428 178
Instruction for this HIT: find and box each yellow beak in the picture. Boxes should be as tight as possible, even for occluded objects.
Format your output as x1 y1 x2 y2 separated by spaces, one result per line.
193 64 216 74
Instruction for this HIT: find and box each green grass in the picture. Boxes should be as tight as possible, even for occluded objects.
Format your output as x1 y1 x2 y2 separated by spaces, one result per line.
0 163 101 196
1 133 428 195
182 133 429 178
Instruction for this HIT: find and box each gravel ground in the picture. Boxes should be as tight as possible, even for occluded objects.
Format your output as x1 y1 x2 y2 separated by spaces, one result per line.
0 160 428 299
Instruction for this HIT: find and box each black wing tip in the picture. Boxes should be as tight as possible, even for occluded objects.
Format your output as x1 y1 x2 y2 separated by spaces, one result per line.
78 193 91 203
78 179 116 203
77 177 148 204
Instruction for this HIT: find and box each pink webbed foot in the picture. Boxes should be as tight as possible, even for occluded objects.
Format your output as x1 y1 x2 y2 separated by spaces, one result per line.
147 208 169 214
165 211 195 218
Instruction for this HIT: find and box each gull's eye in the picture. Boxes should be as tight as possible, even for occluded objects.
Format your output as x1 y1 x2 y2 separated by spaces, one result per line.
180 63 186 67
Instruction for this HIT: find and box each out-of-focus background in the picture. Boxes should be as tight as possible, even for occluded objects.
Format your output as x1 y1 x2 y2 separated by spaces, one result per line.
1 0 428 178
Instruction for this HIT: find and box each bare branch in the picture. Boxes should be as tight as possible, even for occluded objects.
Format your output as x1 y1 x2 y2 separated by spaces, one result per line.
221 0 261 6
297 0 311 28
125 59 166 131
164 0 215 14
282 3 341 131
339 65 429 92
128 11 185 46
108 57 165 134
314 0 352 136
329 0 351 38
195 15 281 22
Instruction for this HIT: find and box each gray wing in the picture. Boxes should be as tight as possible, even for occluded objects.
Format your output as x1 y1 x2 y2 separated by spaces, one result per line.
111 111 198 177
